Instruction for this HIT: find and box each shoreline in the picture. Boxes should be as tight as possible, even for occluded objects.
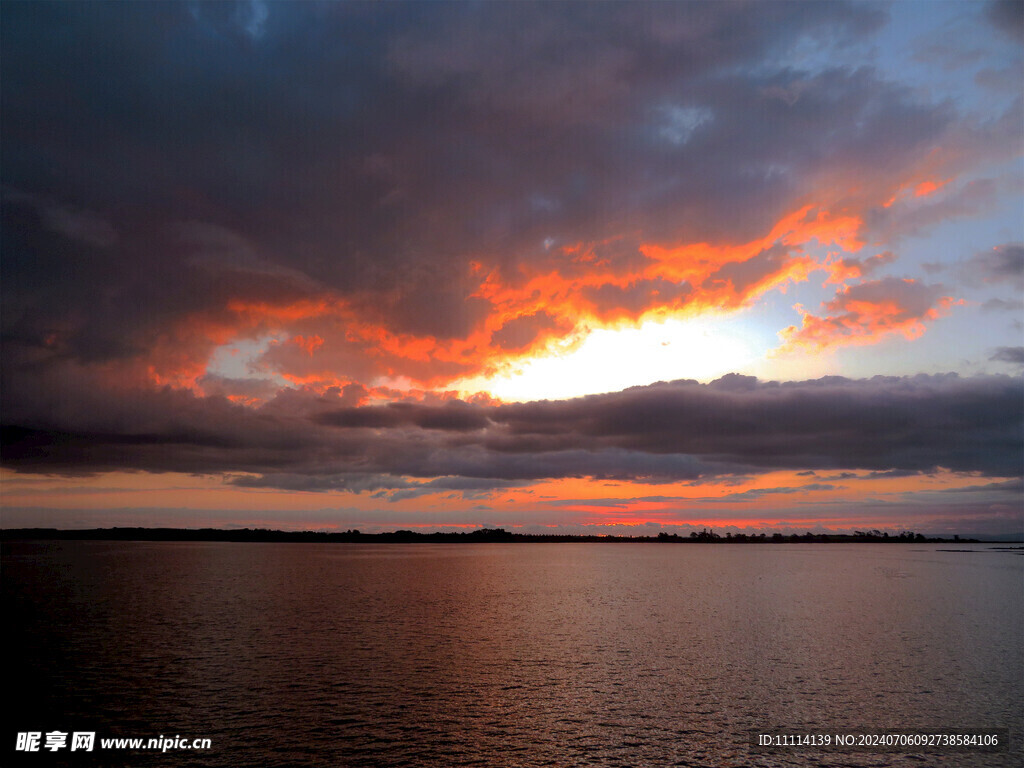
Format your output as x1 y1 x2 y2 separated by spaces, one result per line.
3 527 1018 545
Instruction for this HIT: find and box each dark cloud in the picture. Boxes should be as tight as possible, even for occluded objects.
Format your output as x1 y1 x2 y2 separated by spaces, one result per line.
981 298 1024 312
318 401 491 432
966 243 1024 290
229 473 413 494
582 278 693 320
487 374 1021 477
701 244 801 301
197 374 284 402
491 312 563 351
380 477 537 503
987 0 1024 41
2 374 1020 488
991 346 1024 365
940 478 1023 494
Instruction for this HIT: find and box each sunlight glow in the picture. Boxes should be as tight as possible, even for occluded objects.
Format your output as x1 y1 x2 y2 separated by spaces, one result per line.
458 317 757 402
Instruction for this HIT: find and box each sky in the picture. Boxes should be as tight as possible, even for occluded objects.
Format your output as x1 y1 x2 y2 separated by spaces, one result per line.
1 0 1022 536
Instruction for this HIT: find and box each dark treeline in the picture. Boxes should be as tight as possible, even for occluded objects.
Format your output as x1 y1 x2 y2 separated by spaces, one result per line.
0 527 981 543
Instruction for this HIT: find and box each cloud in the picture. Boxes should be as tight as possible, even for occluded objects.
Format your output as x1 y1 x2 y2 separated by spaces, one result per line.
866 178 1002 242
940 478 1023 494
863 469 924 480
3 374 1019 488
991 347 1024 365
987 0 1024 41
318 401 491 432
2 1 1012 396
229 473 412 494
700 243 812 306
826 251 897 284
779 278 958 351
488 375 1021 477
981 298 1024 312
379 477 537 503
965 243 1024 290
582 278 693 322
1 188 119 248
700 483 840 502
196 374 284 404
490 311 565 352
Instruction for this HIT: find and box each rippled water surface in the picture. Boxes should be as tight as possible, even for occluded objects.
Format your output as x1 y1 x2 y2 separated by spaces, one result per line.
4 541 1022 766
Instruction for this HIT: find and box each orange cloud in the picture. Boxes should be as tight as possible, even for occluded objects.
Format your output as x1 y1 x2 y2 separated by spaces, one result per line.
462 204 866 371
881 172 955 208
137 201 877 400
779 277 959 352
291 335 324 356
915 178 951 197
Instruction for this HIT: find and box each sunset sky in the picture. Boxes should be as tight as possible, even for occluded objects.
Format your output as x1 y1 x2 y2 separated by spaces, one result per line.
2 0 1022 536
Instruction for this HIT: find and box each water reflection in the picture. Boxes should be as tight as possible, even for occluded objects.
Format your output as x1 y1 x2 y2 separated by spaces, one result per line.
4 542 1021 766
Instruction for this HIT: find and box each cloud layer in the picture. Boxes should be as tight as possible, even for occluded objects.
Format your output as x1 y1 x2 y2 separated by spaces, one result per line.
3 1 1019 399
4 374 1020 490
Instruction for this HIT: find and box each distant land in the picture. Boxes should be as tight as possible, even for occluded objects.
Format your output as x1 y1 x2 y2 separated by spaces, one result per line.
3 527 1020 544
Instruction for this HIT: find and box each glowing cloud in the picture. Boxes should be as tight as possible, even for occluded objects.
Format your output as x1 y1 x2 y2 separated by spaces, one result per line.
778 278 959 352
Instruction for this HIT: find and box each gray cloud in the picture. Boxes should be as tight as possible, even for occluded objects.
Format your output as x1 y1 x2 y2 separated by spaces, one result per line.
987 0 1024 41
982 298 1024 312
940 478 1023 494
991 346 1024 365
3 374 1020 488
700 483 841 503
488 374 1021 477
966 243 1024 290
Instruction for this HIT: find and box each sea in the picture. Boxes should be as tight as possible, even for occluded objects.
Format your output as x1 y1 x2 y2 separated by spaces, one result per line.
3 541 1022 767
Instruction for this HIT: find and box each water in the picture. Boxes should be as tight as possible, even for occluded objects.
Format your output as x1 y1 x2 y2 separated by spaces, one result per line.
3 541 1021 766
